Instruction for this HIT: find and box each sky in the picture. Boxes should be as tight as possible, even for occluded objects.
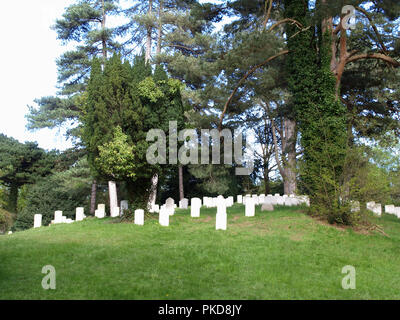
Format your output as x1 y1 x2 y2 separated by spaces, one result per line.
0 0 225 152
0 0 74 151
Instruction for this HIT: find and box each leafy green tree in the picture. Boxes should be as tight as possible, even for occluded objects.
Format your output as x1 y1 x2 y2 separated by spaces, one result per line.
13 159 92 231
96 126 136 180
0 135 55 213
81 54 185 208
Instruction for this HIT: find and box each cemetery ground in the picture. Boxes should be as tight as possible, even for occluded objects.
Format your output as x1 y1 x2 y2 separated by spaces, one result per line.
1 204 400 300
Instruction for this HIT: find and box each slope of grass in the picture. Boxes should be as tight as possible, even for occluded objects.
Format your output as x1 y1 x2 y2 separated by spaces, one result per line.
1 205 400 300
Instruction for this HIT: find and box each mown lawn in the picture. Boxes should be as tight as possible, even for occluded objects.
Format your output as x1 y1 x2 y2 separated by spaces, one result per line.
0 204 400 300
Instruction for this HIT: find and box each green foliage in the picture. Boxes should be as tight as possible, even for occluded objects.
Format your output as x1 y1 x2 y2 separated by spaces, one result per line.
284 0 349 223
13 159 92 231
81 54 185 206
0 208 14 234
96 127 136 180
0 134 55 213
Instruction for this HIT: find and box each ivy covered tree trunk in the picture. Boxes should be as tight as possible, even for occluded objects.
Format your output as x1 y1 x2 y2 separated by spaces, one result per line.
285 0 347 217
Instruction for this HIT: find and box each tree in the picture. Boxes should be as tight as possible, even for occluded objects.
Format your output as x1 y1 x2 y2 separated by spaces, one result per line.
13 158 92 231
81 54 185 208
0 135 54 213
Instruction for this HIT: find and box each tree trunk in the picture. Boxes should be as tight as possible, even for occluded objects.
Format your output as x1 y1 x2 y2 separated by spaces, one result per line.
156 0 163 55
264 168 270 195
90 180 97 215
148 174 158 209
145 0 153 63
108 181 118 215
101 0 107 62
179 165 184 200
283 118 297 195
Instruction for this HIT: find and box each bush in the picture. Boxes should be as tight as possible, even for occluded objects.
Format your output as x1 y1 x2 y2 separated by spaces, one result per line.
13 161 92 231
0 208 14 234
303 146 392 226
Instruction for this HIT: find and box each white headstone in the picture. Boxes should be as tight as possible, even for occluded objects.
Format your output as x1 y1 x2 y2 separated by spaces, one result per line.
245 197 255 217
276 196 285 206
76 207 85 221
367 202 381 216
165 198 175 215
96 204 106 219
159 206 169 227
216 199 227 231
252 194 259 205
385 205 395 214
284 197 294 206
97 204 106 216
226 196 234 207
120 200 129 215
395 207 400 218
34 214 42 228
135 209 145 225
54 211 63 224
179 198 189 209
111 207 120 218
373 203 382 217
264 195 274 205
108 181 118 218
237 195 243 204
191 198 201 218
366 201 375 211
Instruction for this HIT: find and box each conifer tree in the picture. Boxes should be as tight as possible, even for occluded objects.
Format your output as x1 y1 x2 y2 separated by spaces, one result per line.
81 54 185 207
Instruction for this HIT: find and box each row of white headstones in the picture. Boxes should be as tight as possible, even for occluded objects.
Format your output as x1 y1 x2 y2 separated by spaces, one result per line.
32 195 400 231
32 194 309 230
350 201 400 218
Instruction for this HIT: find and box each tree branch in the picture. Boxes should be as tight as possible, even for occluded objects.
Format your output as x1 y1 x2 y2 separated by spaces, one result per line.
355 6 388 54
263 0 273 29
218 50 289 131
269 18 303 32
346 53 400 67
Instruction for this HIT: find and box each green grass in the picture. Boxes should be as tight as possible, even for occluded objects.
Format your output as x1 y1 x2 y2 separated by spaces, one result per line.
1 204 400 300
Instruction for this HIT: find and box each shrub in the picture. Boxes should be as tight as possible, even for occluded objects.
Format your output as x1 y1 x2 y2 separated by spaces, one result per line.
0 208 14 234
13 160 92 231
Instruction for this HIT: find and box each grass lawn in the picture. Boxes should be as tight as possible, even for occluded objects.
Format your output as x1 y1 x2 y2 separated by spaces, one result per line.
1 204 400 300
